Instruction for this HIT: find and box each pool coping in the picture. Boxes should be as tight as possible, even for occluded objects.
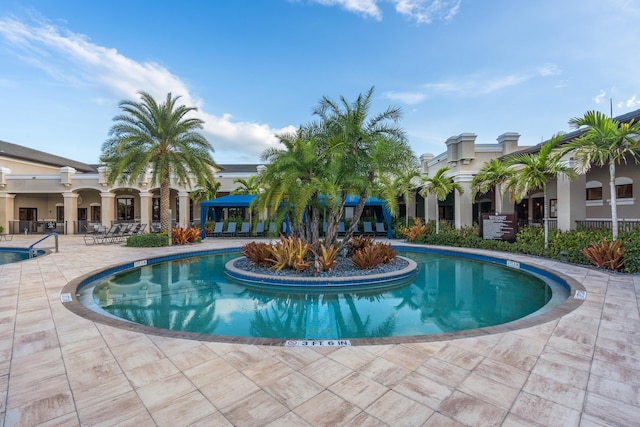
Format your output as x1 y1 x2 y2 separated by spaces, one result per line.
60 245 586 346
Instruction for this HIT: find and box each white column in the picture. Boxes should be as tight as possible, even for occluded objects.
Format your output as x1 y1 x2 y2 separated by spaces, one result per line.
557 172 586 231
63 192 79 234
139 191 153 228
0 193 16 233
101 192 116 226
178 191 189 228
454 178 473 228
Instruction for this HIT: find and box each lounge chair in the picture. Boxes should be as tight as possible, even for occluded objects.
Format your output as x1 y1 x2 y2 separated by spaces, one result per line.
222 222 237 237
375 222 387 237
255 222 265 237
363 221 374 236
211 222 224 237
237 222 250 237
83 225 105 245
137 223 147 234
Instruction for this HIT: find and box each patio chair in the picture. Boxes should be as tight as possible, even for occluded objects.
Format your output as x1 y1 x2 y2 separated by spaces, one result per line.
222 222 237 237
211 222 224 237
375 222 387 237
255 222 265 237
137 223 147 234
237 222 250 237
83 225 105 245
363 221 374 236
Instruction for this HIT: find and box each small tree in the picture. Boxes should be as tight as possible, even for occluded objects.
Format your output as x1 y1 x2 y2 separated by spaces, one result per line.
419 167 464 234
470 158 514 214
564 110 640 241
504 134 576 249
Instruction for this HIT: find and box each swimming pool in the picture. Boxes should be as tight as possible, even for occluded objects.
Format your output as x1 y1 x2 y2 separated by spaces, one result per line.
0 248 45 265
64 247 583 345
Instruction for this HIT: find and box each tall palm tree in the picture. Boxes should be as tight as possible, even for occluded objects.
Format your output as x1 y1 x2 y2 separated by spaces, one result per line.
101 91 217 232
504 134 576 249
419 167 464 234
313 87 410 249
232 175 262 195
470 158 514 214
564 110 640 241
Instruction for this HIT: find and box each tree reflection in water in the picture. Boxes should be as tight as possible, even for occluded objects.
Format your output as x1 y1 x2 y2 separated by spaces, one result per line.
92 251 554 339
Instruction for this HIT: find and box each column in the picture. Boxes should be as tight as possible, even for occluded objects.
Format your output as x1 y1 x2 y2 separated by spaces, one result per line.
557 172 586 231
0 193 15 233
454 178 473 228
178 191 189 228
101 192 116 226
139 191 153 228
63 192 79 235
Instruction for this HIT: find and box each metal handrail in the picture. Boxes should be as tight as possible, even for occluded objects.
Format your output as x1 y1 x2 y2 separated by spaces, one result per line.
28 232 59 255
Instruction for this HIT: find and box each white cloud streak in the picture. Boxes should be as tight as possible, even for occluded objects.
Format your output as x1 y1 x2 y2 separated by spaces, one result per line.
382 65 561 105
0 17 292 161
306 0 460 23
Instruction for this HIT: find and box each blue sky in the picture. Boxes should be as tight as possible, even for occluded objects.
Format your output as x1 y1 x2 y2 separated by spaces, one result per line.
1 0 640 165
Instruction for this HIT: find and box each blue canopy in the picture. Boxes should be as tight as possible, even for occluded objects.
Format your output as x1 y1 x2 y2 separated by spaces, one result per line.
199 194 393 238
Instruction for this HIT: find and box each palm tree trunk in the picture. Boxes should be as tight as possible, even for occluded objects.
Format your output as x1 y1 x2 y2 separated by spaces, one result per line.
543 185 549 250
160 179 171 233
495 183 502 214
609 161 619 241
435 197 440 235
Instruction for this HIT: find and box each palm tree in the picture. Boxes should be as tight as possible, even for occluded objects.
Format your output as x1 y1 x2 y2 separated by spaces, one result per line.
419 167 464 234
377 158 421 226
256 126 324 244
190 179 221 204
470 158 514 214
504 134 576 249
232 175 262 195
564 110 640 241
101 91 217 232
313 87 410 249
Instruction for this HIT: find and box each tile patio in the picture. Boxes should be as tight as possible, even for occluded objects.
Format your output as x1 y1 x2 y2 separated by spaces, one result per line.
0 234 638 426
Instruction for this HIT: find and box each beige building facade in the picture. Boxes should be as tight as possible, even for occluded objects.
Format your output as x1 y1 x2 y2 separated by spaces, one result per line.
0 140 261 235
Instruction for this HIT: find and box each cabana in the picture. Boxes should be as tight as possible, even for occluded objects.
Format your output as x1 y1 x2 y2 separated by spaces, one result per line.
199 194 393 238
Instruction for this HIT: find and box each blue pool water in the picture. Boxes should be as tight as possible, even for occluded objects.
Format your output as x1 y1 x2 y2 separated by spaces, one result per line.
76 248 569 340
0 248 44 265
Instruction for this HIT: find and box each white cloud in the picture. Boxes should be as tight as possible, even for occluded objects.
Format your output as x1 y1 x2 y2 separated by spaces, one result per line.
309 0 382 20
0 17 290 161
394 0 461 24
306 0 460 24
383 90 426 104
594 90 606 104
624 95 640 108
537 64 561 77
423 73 529 97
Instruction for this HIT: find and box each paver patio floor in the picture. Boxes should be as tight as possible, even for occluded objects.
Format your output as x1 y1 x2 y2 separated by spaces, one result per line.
1 235 638 426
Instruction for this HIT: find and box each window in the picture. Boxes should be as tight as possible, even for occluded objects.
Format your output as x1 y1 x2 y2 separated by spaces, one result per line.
117 197 134 221
586 187 603 200
615 177 633 199
586 180 602 201
56 206 64 222
90 205 101 222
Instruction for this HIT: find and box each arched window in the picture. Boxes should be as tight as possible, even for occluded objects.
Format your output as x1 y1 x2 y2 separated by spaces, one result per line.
615 177 633 199
586 180 602 201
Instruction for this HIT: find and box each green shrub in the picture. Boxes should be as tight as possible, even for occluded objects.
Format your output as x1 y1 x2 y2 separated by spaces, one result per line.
126 233 169 247
405 223 640 273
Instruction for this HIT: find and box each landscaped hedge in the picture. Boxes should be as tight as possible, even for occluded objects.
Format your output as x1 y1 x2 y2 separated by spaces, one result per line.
397 221 640 274
126 233 169 247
